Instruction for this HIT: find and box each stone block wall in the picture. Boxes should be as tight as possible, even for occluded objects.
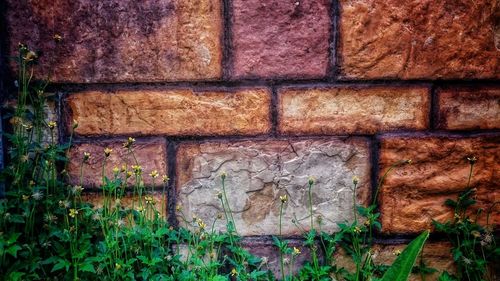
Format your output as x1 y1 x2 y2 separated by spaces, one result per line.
2 0 499 277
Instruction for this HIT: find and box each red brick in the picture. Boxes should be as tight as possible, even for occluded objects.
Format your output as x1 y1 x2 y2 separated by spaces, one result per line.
340 0 499 79
437 87 500 130
278 86 429 135
67 139 168 188
66 88 271 136
379 135 499 234
231 0 331 79
7 0 222 82
241 239 313 279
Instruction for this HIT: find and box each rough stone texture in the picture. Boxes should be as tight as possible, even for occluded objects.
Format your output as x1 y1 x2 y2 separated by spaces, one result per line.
335 242 455 281
66 88 271 136
278 86 429 135
176 139 371 236
67 139 167 188
437 87 500 130
340 0 500 79
379 135 500 234
241 239 313 279
231 0 331 79
83 193 167 218
6 0 222 82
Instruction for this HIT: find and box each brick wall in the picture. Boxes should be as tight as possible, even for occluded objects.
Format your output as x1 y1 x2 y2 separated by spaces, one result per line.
4 0 499 277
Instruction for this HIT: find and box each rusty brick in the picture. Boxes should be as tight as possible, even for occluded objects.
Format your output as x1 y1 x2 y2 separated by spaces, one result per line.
176 139 371 236
278 86 429 135
67 139 168 188
231 0 331 79
437 87 500 130
340 0 499 79
66 88 271 136
7 0 222 82
379 135 499 234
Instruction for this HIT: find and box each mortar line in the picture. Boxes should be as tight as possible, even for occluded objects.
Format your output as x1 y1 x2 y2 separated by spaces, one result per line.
330 0 341 79
221 0 233 80
166 140 178 227
45 79 500 95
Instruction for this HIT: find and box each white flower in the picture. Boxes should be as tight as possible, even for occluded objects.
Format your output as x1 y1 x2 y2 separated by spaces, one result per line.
31 190 44 201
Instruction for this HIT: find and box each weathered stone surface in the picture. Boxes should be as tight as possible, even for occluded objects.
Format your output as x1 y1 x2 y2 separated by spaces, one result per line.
7 0 222 82
437 87 500 130
83 193 167 218
379 135 500 234
231 0 331 79
66 88 271 136
340 0 500 79
278 86 429 135
176 139 371 236
241 239 313 279
335 242 455 281
68 139 168 188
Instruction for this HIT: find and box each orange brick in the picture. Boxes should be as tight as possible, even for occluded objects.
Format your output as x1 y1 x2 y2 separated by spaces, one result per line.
66 88 271 136
278 86 429 135
379 135 499 234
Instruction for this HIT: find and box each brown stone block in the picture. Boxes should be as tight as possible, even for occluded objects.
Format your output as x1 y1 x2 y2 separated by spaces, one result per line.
66 88 271 137
83 192 167 218
379 135 499 234
231 0 331 79
7 0 222 82
340 0 499 79
67 138 168 188
437 87 500 130
278 86 429 135
335 242 455 281
176 138 371 236
241 239 313 279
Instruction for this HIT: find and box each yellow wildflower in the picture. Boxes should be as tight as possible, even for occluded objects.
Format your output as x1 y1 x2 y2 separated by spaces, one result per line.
131 165 142 175
145 196 154 205
104 147 112 157
69 209 78 218
293 247 301 256
47 121 57 129
162 175 169 183
53 34 63 42
149 170 159 178
352 176 359 185
280 194 288 203
230 268 238 277
123 137 136 148
197 218 206 230
83 152 91 162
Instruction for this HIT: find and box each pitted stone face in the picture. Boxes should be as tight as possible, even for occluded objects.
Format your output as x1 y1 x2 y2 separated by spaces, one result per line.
7 0 222 82
176 139 371 236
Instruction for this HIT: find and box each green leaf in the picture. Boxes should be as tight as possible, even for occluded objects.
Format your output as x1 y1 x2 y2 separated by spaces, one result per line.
51 259 70 273
6 245 22 258
380 230 429 281
80 263 96 273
